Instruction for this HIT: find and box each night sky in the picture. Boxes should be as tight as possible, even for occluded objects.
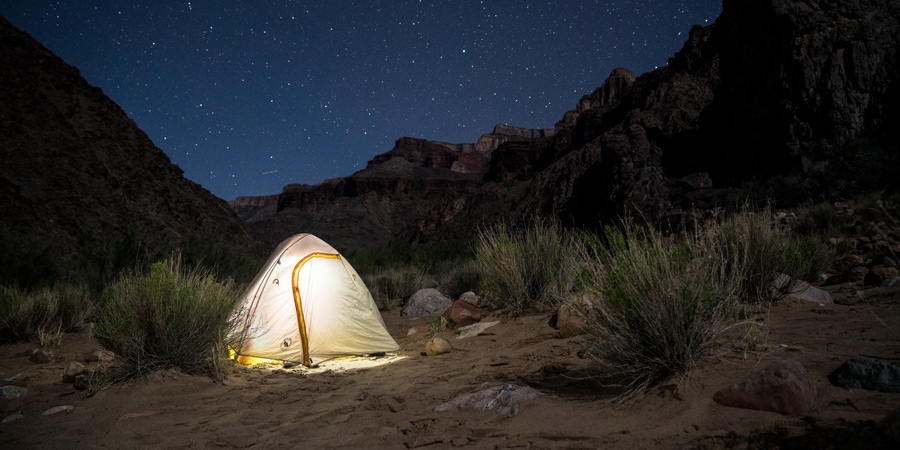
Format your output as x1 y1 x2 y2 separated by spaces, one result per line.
1 1 722 200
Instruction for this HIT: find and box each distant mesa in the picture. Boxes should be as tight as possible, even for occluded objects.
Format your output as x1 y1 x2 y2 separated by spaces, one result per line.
366 124 556 175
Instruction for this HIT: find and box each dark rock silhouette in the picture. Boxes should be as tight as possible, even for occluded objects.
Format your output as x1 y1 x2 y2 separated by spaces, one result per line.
249 0 899 253
0 17 266 286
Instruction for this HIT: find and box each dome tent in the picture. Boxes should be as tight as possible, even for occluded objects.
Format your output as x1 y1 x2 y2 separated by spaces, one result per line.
228 234 398 367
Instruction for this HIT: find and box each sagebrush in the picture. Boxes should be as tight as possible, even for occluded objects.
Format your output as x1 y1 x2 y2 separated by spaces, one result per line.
95 255 241 380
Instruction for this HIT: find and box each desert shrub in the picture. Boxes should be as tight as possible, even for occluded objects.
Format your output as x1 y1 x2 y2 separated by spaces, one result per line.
473 217 582 315
0 283 95 344
435 258 483 300
710 206 830 304
95 255 240 380
365 266 436 310
792 202 844 237
579 221 741 400
580 207 831 400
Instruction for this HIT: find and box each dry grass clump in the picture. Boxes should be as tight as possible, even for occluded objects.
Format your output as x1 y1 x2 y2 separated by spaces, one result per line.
473 217 583 315
95 255 240 380
711 205 830 304
0 283 94 344
579 207 830 401
366 266 436 310
579 221 741 400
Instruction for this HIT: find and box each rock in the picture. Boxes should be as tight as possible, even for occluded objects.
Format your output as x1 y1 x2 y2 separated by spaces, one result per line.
0 18 267 288
63 361 86 383
839 253 865 267
73 374 88 390
555 295 592 337
772 274 833 304
864 265 900 286
1 413 25 424
424 337 452 356
42 405 73 416
456 321 500 339
119 409 165 420
713 359 817 416
441 299 484 328
458 291 480 306
883 407 900 443
824 266 869 285
0 385 28 400
406 325 430 336
28 349 53 364
828 357 900 393
70 322 95 338
435 383 544 416
85 348 116 363
679 172 713 190
402 288 453 317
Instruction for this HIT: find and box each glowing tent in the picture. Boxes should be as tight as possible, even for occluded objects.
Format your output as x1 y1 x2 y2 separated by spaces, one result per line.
228 234 398 367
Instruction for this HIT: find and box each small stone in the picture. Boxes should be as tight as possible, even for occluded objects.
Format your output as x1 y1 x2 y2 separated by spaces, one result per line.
85 349 116 363
425 337 452 356
555 295 592 337
0 385 28 399
28 349 53 364
458 291 480 306
42 405 73 416
456 321 500 339
406 325 430 336
73 374 89 390
63 361 86 383
1 413 25 424
71 322 95 338
828 357 900 393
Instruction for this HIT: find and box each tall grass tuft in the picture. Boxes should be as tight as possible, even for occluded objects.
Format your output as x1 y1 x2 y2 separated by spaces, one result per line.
579 221 741 400
366 266 436 310
95 255 240 380
0 283 94 344
710 205 830 304
473 217 582 315
579 207 830 400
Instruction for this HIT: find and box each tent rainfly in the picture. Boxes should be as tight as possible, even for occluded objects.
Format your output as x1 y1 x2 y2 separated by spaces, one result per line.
228 233 398 367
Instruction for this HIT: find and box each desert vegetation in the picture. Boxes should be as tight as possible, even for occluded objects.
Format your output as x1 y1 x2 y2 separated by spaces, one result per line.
5 196 898 401
94 255 241 381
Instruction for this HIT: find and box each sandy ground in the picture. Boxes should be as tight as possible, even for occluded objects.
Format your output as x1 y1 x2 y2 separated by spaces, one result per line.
2 283 899 449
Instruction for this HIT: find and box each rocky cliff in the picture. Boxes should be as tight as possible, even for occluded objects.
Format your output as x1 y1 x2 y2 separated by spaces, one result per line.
487 0 900 226
0 17 267 286
253 0 898 253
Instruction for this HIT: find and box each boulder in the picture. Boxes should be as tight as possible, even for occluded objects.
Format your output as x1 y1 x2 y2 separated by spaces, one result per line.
772 274 833 305
713 359 817 416
401 288 452 317
441 299 484 328
828 357 900 393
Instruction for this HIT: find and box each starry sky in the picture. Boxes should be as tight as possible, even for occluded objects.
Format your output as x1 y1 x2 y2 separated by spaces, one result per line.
1 1 722 200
